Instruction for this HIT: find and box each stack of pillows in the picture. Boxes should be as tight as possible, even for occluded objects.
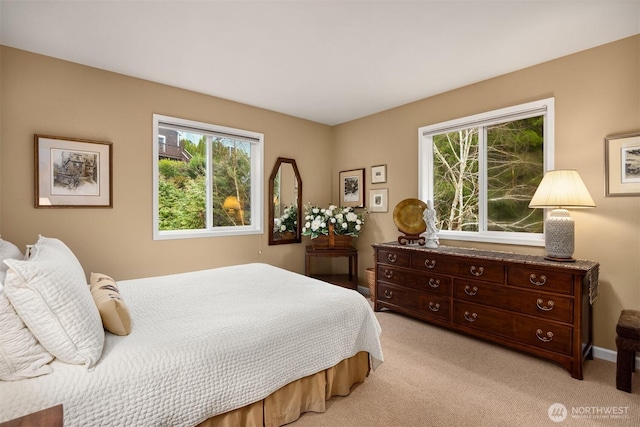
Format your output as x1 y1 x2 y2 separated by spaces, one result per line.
0 235 131 381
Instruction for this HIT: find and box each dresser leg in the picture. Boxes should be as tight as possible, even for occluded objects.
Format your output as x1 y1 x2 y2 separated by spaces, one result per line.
571 362 584 380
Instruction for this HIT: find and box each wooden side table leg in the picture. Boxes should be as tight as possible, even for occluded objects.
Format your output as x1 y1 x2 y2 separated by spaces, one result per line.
348 256 353 281
353 254 358 290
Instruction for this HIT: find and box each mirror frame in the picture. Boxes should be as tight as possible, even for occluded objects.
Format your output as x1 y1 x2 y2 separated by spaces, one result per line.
268 157 302 245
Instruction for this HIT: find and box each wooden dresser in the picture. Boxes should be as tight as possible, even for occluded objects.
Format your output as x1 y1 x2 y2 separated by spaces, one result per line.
372 242 599 379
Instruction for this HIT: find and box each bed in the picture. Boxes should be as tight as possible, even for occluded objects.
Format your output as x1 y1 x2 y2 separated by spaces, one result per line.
0 236 383 426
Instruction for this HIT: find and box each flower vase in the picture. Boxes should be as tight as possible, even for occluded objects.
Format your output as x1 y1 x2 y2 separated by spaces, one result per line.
311 223 353 249
279 231 296 240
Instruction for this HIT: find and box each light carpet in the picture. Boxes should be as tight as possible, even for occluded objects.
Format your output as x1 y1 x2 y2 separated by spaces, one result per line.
294 304 640 427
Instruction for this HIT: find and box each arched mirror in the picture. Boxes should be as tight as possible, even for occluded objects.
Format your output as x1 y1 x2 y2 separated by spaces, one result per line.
268 157 302 245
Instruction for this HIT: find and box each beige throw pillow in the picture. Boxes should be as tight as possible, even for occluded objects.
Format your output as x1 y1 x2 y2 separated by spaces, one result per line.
90 273 132 336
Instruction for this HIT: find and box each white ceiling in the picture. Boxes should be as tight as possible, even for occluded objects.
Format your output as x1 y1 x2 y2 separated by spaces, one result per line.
1 1 639 125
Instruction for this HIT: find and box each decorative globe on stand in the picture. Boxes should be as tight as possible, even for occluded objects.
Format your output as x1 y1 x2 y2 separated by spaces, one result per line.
393 198 427 245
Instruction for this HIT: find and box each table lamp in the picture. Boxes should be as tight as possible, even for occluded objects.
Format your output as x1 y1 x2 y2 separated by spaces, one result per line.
529 170 595 262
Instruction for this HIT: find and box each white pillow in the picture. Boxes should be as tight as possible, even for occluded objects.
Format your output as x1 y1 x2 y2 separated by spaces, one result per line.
0 291 53 381
0 238 24 284
3 236 104 367
0 238 23 265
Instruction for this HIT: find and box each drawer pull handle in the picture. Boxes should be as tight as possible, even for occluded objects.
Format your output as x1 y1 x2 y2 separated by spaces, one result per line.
536 299 555 311
384 270 394 279
469 266 484 276
424 259 436 269
429 302 440 312
529 274 547 286
428 278 440 288
536 329 554 342
464 311 478 322
384 290 393 299
464 285 478 296
387 253 398 263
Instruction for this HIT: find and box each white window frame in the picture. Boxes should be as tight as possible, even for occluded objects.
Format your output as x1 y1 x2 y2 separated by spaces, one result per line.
153 114 264 240
418 98 555 247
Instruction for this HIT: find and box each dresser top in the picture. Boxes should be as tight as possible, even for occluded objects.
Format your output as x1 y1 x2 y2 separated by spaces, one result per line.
373 242 599 272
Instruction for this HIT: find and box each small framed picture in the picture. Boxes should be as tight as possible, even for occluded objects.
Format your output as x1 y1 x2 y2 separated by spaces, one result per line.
339 168 365 208
605 132 640 196
35 134 113 208
369 188 388 212
371 164 387 184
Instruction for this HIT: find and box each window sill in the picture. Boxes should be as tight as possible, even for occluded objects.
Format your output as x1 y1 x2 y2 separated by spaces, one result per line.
154 227 262 240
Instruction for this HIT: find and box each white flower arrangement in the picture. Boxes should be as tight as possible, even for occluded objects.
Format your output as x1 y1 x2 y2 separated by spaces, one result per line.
273 205 297 233
301 203 366 239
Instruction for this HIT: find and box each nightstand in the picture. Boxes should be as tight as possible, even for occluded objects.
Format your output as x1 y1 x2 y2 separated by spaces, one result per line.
0 405 63 427
305 245 358 290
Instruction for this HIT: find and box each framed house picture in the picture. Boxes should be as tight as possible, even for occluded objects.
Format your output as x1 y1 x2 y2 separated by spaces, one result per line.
339 168 365 208
605 132 640 196
35 134 113 208
371 164 387 184
369 188 388 212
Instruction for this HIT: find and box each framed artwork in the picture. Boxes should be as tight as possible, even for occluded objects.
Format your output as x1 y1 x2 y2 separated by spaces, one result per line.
369 188 388 212
605 132 640 196
339 168 365 208
35 134 113 208
371 164 387 184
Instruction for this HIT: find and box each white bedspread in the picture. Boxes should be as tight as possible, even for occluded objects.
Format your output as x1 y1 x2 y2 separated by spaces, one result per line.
0 263 383 426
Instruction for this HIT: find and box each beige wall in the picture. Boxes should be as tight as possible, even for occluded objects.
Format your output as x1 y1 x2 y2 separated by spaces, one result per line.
334 35 640 351
0 46 334 279
1 36 639 352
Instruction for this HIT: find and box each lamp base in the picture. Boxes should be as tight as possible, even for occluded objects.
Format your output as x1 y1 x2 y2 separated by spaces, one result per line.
544 208 575 260
544 255 577 263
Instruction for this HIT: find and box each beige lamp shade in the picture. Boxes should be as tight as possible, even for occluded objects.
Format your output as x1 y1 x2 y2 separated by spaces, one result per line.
529 170 595 208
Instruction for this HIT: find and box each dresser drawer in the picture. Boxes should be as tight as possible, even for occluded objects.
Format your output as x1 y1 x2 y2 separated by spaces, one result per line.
453 301 572 355
376 265 414 286
517 318 573 356
453 279 574 323
405 272 452 295
508 266 574 295
411 253 504 283
377 282 451 322
449 258 504 283
410 252 457 274
377 248 410 267
377 265 451 296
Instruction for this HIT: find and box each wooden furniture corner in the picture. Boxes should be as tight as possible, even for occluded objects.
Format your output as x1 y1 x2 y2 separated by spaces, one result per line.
305 245 358 290
0 405 63 427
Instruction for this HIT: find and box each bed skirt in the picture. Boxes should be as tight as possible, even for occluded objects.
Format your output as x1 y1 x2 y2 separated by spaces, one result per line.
196 351 370 427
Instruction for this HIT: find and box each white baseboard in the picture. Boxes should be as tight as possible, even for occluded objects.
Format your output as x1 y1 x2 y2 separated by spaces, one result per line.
593 345 640 369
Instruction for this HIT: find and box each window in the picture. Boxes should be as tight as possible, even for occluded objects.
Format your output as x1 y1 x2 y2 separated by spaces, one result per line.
418 98 554 246
153 114 263 240
158 135 166 153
